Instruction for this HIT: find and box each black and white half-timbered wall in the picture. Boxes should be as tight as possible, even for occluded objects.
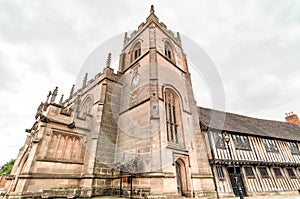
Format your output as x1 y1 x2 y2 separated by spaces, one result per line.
199 107 300 198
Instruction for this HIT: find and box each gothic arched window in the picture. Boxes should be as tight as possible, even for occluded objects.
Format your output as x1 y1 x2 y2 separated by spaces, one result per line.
78 97 93 119
164 42 173 61
164 88 182 144
132 42 141 61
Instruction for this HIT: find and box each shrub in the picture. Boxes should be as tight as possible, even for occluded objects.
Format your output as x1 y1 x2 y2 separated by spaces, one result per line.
0 159 15 175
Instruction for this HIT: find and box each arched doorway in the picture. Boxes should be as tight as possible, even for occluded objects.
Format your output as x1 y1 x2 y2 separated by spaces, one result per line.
175 159 188 196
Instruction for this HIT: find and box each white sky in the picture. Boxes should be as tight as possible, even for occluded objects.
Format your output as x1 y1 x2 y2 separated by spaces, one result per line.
0 0 299 165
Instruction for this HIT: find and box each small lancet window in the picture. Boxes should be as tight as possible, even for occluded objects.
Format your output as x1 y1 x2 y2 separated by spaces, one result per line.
164 42 173 60
132 43 141 61
78 97 93 119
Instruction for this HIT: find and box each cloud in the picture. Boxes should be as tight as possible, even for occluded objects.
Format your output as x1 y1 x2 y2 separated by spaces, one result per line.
0 0 299 165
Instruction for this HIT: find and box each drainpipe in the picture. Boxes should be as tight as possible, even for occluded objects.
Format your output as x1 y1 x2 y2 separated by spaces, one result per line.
188 164 194 198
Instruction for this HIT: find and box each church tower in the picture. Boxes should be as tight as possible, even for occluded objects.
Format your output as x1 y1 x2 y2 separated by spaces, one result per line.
114 6 216 197
4 6 217 199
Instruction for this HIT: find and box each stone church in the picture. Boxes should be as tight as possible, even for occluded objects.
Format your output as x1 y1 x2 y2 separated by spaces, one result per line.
3 5 300 199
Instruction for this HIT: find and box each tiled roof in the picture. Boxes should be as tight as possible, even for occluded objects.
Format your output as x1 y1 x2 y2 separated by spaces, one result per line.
198 107 300 141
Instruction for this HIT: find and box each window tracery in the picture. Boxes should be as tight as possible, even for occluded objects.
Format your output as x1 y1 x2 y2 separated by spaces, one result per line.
78 97 93 119
132 42 141 61
164 42 173 61
164 88 182 145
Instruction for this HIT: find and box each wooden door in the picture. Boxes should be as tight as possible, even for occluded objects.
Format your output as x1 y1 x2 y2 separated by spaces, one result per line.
227 167 247 196
176 162 183 196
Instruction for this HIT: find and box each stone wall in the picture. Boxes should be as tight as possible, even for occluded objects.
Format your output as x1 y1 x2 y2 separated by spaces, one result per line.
0 175 7 188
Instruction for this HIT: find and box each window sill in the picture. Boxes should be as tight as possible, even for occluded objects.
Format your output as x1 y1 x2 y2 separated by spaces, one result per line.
289 177 298 179
291 152 300 155
235 148 252 151
261 176 270 179
275 176 284 179
167 143 188 152
266 150 280 153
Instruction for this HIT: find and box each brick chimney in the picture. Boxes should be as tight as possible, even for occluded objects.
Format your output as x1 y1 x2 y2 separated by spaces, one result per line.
285 112 300 125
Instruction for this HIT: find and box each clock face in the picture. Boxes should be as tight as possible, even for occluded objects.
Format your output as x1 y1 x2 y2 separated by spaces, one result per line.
131 74 140 87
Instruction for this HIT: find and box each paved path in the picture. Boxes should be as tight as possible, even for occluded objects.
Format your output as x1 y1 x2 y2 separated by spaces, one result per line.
1 195 299 199
227 197 299 199
92 196 300 199
226 196 300 199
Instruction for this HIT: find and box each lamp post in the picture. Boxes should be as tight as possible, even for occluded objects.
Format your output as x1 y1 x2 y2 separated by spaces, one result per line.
223 133 244 199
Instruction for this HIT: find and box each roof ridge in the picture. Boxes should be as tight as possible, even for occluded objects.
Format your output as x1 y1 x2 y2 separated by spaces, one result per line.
198 106 291 125
198 106 300 141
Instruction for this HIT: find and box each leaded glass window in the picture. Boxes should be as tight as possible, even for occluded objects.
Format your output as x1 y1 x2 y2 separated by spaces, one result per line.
165 88 181 145
286 168 297 179
213 131 225 149
244 166 255 178
259 167 269 178
287 142 300 155
273 168 283 178
216 166 225 180
232 134 251 150
262 139 279 153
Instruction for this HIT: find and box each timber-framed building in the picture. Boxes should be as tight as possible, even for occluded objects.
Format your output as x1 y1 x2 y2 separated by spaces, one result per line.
200 107 300 197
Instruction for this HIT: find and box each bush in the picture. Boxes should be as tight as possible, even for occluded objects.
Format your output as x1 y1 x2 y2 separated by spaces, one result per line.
0 159 15 175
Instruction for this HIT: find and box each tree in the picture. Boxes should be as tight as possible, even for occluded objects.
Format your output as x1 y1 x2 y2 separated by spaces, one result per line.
0 159 15 175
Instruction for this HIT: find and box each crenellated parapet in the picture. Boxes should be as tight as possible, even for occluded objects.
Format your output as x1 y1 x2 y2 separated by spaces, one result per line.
32 53 122 133
122 5 182 50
